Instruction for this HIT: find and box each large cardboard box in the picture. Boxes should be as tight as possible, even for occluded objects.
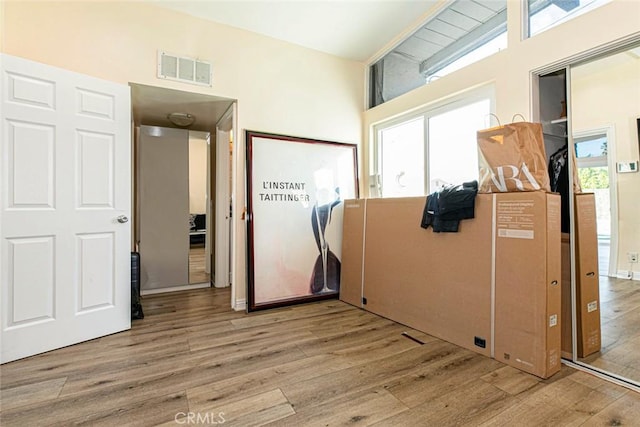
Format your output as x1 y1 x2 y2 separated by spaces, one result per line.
574 193 601 357
360 196 493 358
559 194 601 359
493 192 562 378
339 199 366 308
561 233 572 358
340 192 562 378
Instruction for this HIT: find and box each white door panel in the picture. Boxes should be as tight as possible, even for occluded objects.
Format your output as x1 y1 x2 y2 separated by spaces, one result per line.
1 54 131 363
77 232 115 311
6 236 55 326
77 130 115 208
7 120 55 208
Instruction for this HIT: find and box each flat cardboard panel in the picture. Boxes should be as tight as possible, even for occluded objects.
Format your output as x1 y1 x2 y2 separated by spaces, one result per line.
574 193 601 357
362 196 493 357
561 233 573 358
494 192 561 378
339 199 366 308
546 195 562 375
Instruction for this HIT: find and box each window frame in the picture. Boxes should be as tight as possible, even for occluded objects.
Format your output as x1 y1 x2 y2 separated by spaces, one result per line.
370 86 496 198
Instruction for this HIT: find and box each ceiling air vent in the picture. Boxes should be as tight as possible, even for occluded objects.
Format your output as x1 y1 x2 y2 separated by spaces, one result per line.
158 51 212 87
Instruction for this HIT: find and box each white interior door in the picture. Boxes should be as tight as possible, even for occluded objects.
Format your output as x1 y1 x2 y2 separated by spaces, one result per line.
0 54 131 363
215 128 230 288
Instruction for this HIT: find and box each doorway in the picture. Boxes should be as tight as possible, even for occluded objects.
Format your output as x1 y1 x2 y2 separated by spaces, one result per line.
130 84 236 297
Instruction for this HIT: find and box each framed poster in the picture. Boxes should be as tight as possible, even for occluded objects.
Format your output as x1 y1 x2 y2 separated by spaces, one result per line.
246 131 359 311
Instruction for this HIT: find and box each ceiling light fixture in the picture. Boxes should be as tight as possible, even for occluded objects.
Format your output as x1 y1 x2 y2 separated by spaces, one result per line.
167 112 195 127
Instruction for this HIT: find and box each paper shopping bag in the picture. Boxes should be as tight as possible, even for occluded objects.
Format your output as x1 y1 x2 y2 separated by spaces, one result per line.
477 121 551 193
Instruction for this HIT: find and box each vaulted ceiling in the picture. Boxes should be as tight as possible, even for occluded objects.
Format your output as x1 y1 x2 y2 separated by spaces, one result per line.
147 0 440 62
135 0 442 132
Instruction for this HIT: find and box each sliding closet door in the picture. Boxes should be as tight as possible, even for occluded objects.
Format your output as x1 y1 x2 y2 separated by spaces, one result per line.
139 126 189 291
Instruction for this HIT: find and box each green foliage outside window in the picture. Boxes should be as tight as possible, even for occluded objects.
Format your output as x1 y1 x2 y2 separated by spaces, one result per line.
578 167 609 190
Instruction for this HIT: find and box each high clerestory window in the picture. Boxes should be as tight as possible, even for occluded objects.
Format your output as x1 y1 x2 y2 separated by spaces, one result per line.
369 0 507 108
527 0 610 37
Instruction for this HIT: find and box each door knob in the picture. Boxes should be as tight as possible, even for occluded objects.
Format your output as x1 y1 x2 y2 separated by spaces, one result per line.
116 215 129 223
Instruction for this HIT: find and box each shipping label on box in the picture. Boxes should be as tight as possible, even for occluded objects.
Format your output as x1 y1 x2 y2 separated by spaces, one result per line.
576 195 597 225
549 348 560 370
496 199 535 239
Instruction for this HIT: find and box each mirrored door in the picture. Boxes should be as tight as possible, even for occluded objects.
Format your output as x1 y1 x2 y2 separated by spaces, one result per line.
570 45 640 385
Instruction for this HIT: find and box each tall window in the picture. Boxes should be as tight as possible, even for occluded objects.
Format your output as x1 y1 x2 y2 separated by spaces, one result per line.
369 0 507 108
373 93 492 197
379 117 425 198
527 0 609 37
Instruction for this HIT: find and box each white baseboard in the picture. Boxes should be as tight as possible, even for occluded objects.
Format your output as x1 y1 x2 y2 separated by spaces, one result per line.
616 270 640 281
233 298 247 311
141 282 211 296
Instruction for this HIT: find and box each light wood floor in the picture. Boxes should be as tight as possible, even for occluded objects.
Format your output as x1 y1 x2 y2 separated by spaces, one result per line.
189 246 210 284
581 275 640 383
1 287 639 426
578 238 640 383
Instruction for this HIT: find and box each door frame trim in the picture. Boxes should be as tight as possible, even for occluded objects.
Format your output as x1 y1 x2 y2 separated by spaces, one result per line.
214 103 237 307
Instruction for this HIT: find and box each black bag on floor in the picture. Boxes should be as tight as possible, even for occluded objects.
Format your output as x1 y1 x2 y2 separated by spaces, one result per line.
131 252 144 320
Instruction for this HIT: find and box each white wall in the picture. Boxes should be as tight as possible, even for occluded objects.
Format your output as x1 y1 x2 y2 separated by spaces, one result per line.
1 1 364 309
572 54 640 275
188 135 208 214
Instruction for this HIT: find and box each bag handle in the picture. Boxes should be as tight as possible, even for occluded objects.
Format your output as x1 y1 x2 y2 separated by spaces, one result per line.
484 113 501 128
511 113 527 122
